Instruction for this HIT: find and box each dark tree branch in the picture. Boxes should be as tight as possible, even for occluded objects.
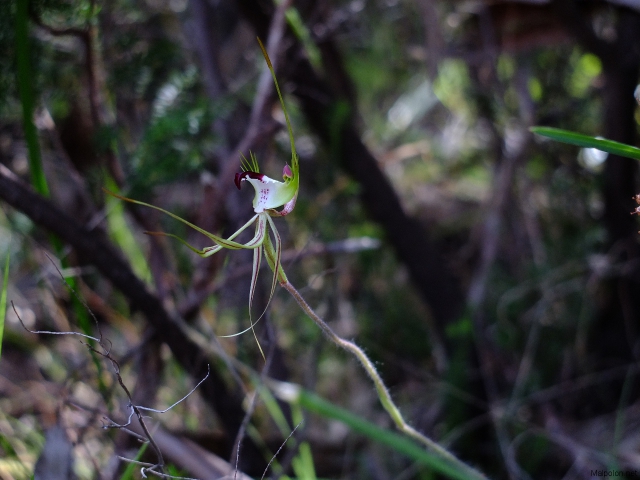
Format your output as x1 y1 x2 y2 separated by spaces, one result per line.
0 165 247 448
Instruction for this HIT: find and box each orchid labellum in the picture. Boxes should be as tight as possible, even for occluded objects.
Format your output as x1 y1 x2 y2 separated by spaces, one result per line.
106 38 299 356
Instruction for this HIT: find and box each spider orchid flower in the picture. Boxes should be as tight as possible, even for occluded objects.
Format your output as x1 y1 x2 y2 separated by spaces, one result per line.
104 38 299 358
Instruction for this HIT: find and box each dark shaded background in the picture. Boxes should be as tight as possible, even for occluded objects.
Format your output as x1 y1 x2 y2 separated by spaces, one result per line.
1 0 640 478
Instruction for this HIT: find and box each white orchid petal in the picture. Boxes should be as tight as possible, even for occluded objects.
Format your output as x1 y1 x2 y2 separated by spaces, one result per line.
237 173 296 213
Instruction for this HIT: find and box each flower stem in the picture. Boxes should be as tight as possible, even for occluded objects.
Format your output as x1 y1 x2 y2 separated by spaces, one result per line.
281 280 488 480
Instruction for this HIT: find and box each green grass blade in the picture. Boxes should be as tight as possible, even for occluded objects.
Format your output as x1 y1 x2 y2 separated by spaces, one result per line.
15 1 108 403
282 4 322 70
530 127 640 160
0 254 9 359
291 441 317 480
258 386 295 438
0 432 32 479
289 402 317 479
15 0 49 196
294 388 485 480
119 442 148 480
104 178 152 283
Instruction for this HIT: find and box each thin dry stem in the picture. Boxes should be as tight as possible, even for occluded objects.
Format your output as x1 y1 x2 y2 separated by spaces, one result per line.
116 457 199 480
13 256 211 479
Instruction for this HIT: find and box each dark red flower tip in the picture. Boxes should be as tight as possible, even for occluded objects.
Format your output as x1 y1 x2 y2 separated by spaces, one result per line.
235 171 264 190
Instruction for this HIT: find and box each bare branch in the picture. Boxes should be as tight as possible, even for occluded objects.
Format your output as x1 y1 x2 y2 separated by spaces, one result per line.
116 458 199 480
136 365 210 414
12 301 101 342
13 252 211 477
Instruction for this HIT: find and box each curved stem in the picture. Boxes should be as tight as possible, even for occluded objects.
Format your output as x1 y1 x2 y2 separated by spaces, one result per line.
281 280 488 480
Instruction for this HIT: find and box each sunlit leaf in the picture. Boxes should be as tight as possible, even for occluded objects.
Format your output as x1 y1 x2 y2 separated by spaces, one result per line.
104 178 151 283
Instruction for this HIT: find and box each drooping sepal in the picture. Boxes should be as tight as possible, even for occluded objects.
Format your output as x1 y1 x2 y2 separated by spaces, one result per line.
103 189 264 253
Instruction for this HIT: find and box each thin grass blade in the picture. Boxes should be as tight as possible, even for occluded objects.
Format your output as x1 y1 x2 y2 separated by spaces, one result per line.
290 387 486 480
118 442 149 480
105 178 151 282
16 0 49 197
531 127 640 160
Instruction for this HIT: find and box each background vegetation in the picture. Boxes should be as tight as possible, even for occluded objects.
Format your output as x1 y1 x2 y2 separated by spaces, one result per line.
1 0 640 478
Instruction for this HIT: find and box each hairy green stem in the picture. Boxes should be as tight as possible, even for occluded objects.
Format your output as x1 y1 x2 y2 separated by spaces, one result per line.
281 280 488 480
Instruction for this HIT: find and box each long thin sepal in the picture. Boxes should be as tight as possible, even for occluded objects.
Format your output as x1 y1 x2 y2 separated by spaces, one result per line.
244 217 283 336
250 244 262 312
250 244 266 361
219 214 270 340
144 231 222 258
104 189 262 250
264 220 288 285
266 215 282 297
256 37 299 206
257 37 298 174
219 215 280 362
